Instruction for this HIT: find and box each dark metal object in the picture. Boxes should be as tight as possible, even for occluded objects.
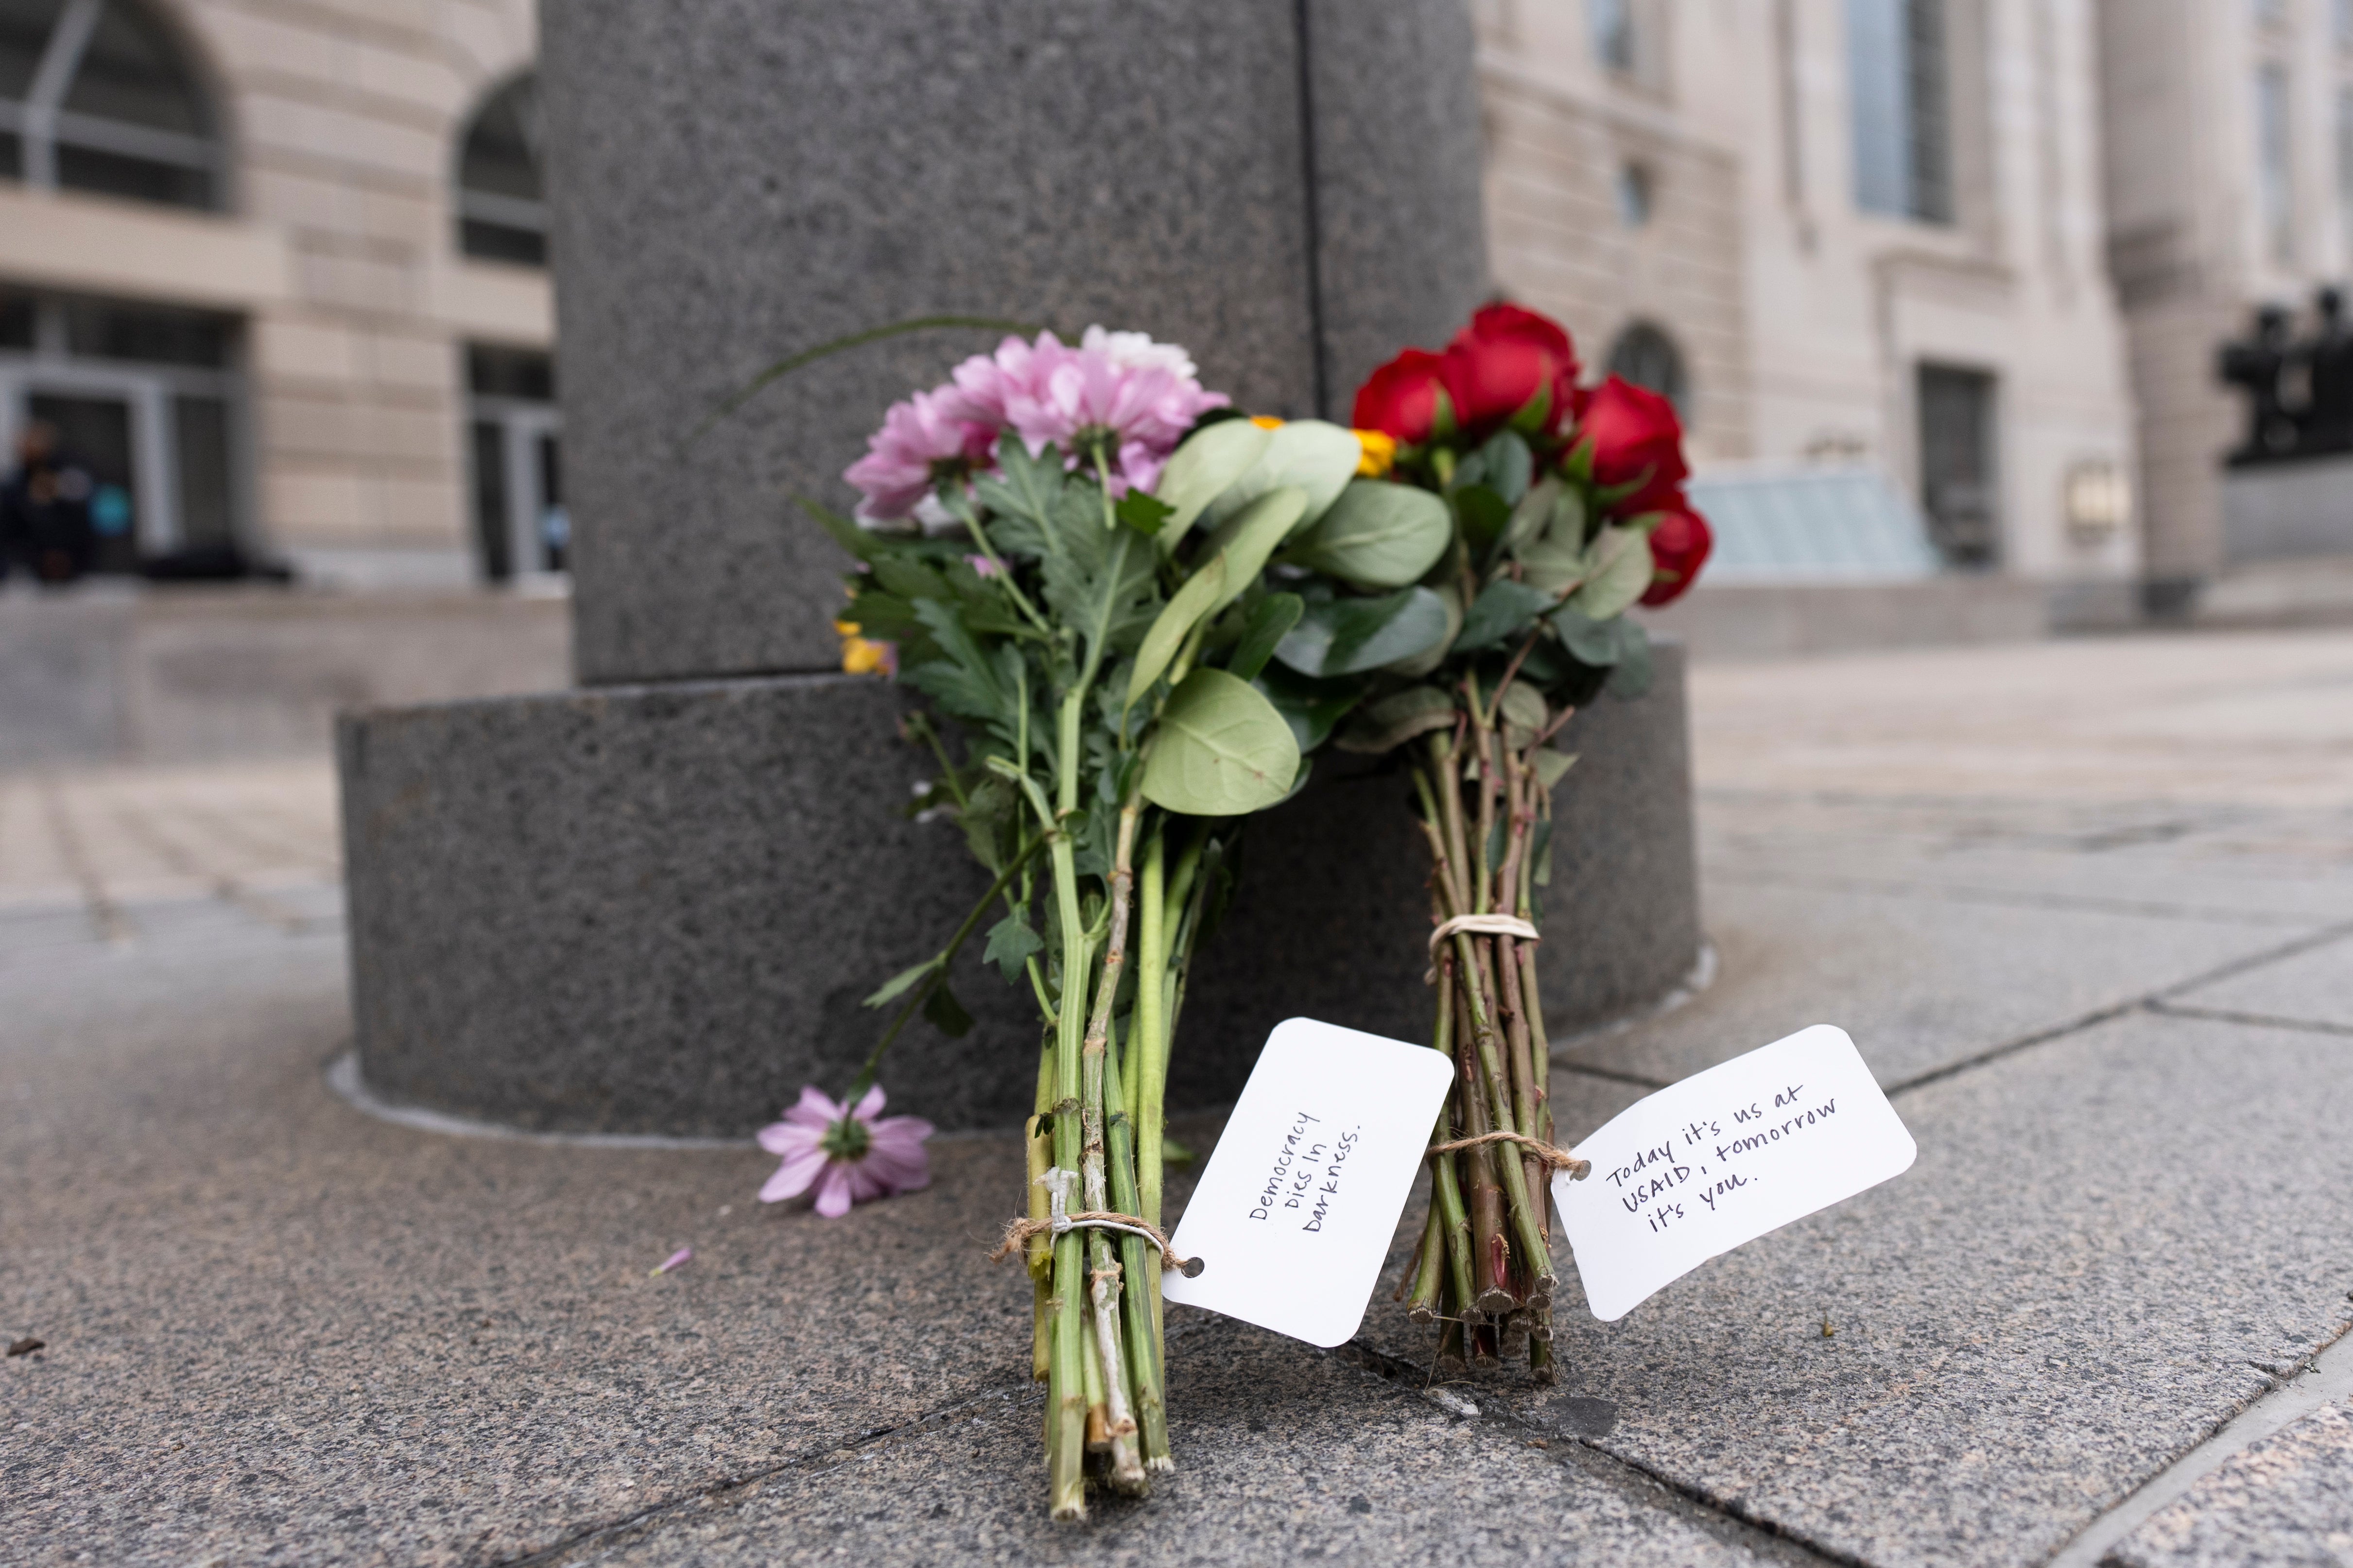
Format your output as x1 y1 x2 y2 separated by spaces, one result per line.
2220 288 2353 466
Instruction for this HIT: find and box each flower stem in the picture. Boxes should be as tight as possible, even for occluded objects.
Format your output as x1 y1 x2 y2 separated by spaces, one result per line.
1079 797 1147 1493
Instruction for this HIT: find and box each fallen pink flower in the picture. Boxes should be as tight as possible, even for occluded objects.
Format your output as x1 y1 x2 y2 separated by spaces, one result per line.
651 1246 692 1276
757 1085 934 1218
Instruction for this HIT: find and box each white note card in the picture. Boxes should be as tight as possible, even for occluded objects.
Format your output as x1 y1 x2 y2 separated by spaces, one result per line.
1556 1024 1916 1323
1162 1017 1455 1348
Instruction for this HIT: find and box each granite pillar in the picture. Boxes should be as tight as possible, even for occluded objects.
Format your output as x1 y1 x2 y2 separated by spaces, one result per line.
339 0 1704 1136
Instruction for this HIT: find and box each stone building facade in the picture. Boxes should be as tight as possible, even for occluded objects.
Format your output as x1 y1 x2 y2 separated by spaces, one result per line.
0 0 548 589
1474 0 2141 604
2097 0 2353 600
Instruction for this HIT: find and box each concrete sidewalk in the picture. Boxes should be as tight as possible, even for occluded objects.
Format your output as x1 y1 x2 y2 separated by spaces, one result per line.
4 628 2352 1566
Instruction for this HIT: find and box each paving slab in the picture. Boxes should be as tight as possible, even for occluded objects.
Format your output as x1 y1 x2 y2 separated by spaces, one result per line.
2104 1398 2353 1568
1559 873 2331 1089
1367 1011 2353 1568
549 1314 1801 1568
2165 932 2353 1034
1697 793 2353 928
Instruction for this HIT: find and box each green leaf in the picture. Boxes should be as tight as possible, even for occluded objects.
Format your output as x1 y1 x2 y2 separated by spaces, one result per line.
1228 592 1303 682
1043 517 1159 675
1570 526 1655 621
1477 430 1533 506
1282 480 1452 589
1532 749 1578 791
1497 681 1547 737
1383 582 1462 679
1115 490 1174 536
1548 605 1626 666
1517 533 1588 597
1194 487 1310 611
864 957 940 1009
1273 586 1453 678
1202 420 1362 536
1454 485 1512 557
1128 488 1307 708
1500 475 1561 559
1605 621 1655 700
796 496 887 564
1153 419 1272 551
900 600 1014 724
923 982 974 1037
1251 664 1365 754
1453 579 1555 654
958 775 1018 870
983 911 1044 984
975 435 1065 536
1142 668 1302 816
1126 554 1227 709
1334 684 1457 755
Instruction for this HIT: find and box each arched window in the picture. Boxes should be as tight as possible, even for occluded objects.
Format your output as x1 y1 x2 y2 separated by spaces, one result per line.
1607 321 1689 414
455 74 546 266
0 0 219 210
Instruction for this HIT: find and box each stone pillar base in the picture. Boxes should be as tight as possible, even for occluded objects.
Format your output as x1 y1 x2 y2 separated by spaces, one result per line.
338 646 1698 1137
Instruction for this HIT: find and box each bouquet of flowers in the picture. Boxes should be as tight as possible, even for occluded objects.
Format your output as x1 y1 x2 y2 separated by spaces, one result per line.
758 301 1708 1516
1297 302 1712 1377
766 325 1395 1516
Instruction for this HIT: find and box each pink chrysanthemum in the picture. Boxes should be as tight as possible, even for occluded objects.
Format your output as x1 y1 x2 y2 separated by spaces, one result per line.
842 387 999 523
949 327 1228 497
756 1085 934 1218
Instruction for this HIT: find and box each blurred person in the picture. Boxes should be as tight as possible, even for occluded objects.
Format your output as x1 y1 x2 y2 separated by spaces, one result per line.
1 422 98 585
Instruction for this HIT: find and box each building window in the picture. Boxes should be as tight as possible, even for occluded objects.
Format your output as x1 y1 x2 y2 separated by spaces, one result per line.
466 345 564 582
1916 363 1997 568
0 0 219 209
1607 321 1689 415
2339 87 2353 257
1848 0 1952 224
0 288 243 578
2258 63 2294 265
457 74 547 267
1589 0 1635 73
1613 161 1653 227
2338 0 2353 46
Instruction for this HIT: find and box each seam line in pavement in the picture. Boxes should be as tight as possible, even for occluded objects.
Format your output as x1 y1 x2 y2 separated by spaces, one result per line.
1338 1339 1857 1568
2043 1316 2353 1568
1700 867 2327 930
1886 917 2353 1098
2146 1001 2353 1040
489 1379 1035 1567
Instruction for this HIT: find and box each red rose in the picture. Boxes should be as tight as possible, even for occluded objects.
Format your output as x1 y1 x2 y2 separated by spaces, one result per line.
1443 304 1580 436
1351 348 1451 445
1572 375 1689 515
1640 501 1713 607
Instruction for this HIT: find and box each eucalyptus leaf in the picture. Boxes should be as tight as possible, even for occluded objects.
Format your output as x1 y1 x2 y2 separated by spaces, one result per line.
1273 586 1453 678
1334 684 1457 755
1454 485 1512 557
1532 749 1578 791
1570 526 1655 621
1605 621 1655 700
1153 419 1271 551
1476 430 1534 506
1125 554 1228 709
1194 487 1310 611
1548 605 1626 666
1517 532 1588 597
1496 681 1547 736
1383 582 1462 678
1499 475 1561 559
1282 480 1452 589
1141 668 1302 815
1252 664 1367 754
1203 420 1362 535
1453 579 1555 654
1228 592 1304 682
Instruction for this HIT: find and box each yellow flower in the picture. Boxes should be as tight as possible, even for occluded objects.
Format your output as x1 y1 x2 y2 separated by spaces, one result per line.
1249 414 1284 431
833 618 896 676
1352 428 1398 477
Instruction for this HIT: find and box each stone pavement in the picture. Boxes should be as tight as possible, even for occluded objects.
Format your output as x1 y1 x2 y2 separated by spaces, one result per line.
4 627 2352 1566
